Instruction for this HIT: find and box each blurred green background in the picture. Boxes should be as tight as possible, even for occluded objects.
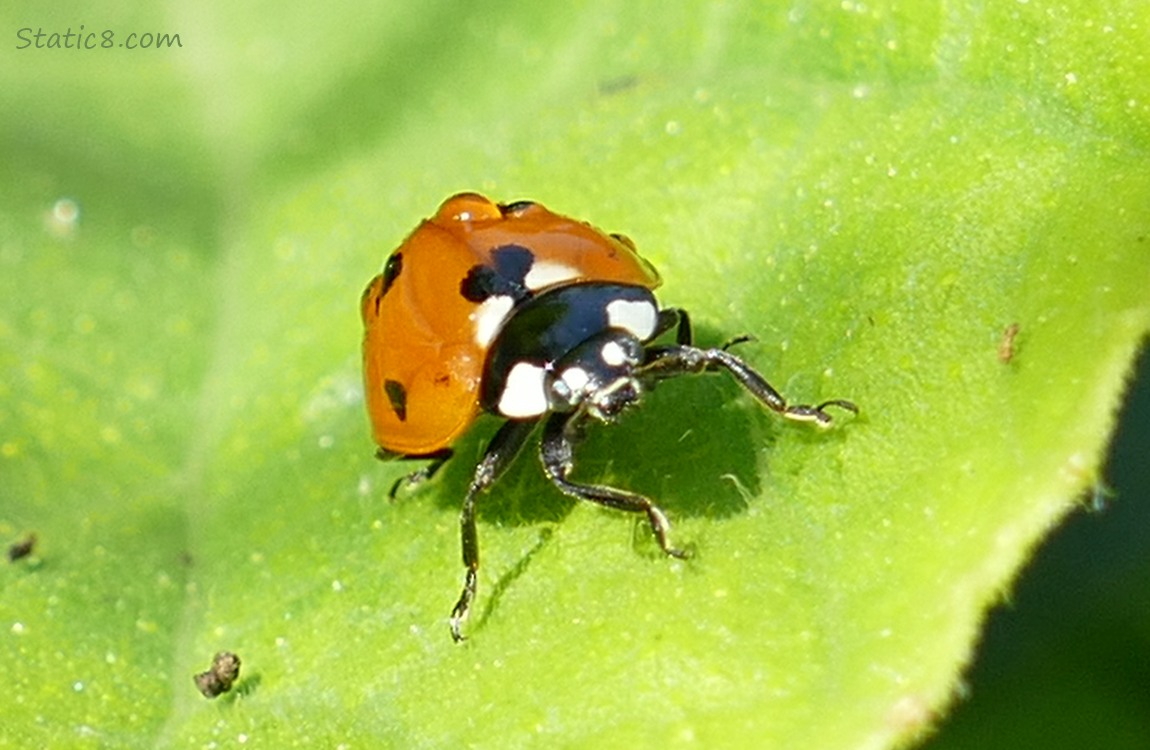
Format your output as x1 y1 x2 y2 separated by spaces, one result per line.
2 1 1148 747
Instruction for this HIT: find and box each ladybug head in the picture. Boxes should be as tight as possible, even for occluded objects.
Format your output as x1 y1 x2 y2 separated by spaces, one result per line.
547 330 645 422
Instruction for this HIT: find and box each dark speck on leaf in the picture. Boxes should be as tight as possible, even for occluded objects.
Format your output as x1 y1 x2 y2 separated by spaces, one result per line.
194 651 242 699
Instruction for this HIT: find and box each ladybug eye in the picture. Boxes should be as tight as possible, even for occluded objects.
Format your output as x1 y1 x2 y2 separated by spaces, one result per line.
437 193 501 223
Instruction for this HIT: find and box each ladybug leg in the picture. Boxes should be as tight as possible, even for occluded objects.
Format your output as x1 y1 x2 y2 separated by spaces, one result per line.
720 333 755 351
640 345 859 426
654 309 753 365
450 418 539 642
653 307 693 345
380 449 454 499
539 411 690 559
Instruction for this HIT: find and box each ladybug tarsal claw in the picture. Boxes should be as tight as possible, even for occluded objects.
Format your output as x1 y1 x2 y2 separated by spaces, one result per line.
720 333 756 352
449 601 468 643
779 405 829 424
387 473 415 500
646 505 687 558
818 398 860 416
781 398 859 427
387 469 430 500
450 567 478 642
381 449 454 500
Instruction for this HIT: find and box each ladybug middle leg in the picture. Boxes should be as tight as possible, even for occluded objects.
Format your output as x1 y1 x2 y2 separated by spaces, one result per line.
653 307 692 345
450 417 539 641
539 410 691 560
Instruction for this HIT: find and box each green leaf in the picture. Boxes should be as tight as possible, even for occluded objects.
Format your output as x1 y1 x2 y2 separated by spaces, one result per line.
2 2 1148 748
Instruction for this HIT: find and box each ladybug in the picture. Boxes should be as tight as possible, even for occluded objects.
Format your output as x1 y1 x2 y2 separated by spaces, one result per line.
361 193 856 641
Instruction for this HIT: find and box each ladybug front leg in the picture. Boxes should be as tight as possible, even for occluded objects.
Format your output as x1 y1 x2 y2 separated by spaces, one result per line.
640 345 858 425
450 418 539 642
539 411 690 559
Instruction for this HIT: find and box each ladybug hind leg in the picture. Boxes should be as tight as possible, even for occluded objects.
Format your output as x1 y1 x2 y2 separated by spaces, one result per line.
380 448 454 499
539 410 690 559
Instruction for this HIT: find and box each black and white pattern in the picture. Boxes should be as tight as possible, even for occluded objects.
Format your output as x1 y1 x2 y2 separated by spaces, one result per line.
481 283 659 419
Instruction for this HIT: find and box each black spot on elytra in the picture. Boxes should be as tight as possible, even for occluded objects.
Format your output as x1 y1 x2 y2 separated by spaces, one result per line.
459 244 535 302
384 380 407 422
499 200 535 215
381 253 403 296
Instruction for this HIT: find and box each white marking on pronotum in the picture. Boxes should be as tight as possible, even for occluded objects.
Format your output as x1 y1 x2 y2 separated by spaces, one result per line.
606 299 657 339
498 362 549 418
600 340 629 367
471 295 515 347
523 260 581 290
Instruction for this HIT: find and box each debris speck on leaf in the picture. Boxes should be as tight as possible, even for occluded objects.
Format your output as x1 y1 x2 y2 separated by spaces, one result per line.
194 651 242 698
7 533 37 562
998 322 1021 363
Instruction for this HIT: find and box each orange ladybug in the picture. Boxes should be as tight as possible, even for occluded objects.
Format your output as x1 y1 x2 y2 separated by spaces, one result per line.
361 193 856 640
